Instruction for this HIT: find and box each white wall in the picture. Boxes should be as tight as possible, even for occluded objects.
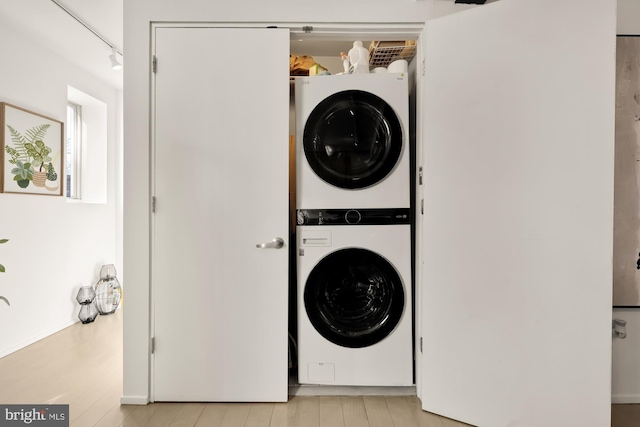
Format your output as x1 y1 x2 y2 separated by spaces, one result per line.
0 20 121 357
617 0 640 35
612 0 640 403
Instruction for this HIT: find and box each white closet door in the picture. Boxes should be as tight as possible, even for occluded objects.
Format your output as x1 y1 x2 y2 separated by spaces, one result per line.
153 27 289 402
419 0 615 425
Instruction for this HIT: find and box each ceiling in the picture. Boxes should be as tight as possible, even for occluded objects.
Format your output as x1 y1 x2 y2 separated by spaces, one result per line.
0 0 123 89
0 0 369 89
0 0 496 91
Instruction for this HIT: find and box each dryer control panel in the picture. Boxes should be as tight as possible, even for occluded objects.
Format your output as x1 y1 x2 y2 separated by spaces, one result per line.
296 208 410 226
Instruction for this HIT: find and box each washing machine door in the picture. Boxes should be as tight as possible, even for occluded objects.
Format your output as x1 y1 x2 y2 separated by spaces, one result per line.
304 248 405 348
303 90 403 189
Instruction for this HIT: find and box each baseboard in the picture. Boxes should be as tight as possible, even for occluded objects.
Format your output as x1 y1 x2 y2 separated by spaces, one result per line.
290 385 416 396
612 394 640 404
120 395 149 405
0 319 77 359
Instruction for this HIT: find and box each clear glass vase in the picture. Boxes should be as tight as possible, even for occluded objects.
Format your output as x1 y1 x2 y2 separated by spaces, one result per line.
76 286 95 305
94 277 122 315
78 302 99 324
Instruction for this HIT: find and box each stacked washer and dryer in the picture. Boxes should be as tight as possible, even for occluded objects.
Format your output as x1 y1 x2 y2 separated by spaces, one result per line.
295 73 413 386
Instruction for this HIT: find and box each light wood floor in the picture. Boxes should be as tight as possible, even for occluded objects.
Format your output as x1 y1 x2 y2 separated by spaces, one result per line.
0 311 637 427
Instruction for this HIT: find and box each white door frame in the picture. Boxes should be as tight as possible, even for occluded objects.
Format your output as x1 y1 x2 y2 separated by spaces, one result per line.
149 21 427 402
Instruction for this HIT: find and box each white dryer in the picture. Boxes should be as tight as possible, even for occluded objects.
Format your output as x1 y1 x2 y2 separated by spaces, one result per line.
296 208 413 386
295 74 410 209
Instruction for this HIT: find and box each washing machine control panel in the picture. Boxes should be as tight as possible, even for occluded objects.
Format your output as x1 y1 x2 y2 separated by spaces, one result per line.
296 208 410 226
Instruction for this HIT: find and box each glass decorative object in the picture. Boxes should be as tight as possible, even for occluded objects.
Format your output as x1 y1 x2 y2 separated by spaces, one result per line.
76 286 95 305
76 286 98 324
78 302 99 324
99 264 117 280
94 264 122 315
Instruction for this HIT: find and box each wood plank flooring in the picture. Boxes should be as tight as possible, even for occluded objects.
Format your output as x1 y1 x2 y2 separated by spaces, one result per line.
0 310 637 426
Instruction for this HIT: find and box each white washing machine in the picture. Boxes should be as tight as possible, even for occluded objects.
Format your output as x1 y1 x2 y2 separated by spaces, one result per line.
295 74 410 209
296 208 413 386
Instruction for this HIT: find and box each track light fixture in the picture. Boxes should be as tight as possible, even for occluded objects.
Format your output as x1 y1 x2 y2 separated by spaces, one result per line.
109 48 122 70
50 0 123 71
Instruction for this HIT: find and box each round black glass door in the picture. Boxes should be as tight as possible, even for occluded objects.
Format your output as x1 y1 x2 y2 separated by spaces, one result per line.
303 90 403 189
304 248 405 348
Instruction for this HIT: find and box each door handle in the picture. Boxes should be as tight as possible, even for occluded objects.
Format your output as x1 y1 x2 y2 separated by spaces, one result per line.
256 237 285 249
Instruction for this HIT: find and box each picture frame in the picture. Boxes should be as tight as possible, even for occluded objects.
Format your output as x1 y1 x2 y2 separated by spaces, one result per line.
0 102 64 196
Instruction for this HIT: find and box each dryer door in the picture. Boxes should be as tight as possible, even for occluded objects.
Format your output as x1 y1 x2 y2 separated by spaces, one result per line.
304 248 405 348
303 90 403 189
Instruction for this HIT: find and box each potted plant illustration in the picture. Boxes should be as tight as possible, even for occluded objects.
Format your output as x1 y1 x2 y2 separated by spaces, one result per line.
0 239 9 307
4 124 58 189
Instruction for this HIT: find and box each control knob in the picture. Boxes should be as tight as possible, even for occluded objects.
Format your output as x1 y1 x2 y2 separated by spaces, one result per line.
345 210 362 224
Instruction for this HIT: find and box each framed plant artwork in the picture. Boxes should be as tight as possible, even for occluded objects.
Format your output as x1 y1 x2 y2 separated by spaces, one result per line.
0 103 64 196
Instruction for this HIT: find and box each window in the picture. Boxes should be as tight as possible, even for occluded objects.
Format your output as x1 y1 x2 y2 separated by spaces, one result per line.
66 102 82 199
66 86 108 204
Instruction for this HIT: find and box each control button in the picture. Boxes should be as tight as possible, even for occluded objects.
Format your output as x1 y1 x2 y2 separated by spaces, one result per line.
345 210 362 224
